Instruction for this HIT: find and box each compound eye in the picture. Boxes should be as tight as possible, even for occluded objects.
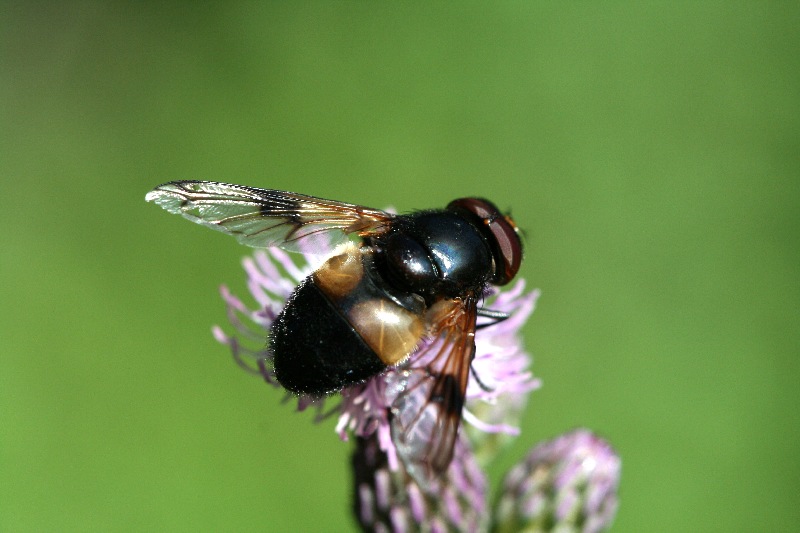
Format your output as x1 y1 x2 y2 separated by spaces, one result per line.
447 197 523 285
383 232 437 292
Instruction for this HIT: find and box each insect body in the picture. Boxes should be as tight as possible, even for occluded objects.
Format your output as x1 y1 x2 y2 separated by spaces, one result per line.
146 181 523 473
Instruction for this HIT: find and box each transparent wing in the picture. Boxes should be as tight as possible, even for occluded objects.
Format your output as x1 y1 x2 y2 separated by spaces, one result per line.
145 180 394 254
389 296 478 482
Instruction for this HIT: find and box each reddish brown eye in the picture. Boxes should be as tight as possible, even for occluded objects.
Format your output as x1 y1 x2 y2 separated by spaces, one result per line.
447 197 523 285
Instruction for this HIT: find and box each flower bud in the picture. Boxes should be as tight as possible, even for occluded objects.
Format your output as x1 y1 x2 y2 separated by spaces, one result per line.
494 429 620 533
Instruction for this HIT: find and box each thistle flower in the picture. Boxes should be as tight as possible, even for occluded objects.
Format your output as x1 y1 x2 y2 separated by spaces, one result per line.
213 243 540 463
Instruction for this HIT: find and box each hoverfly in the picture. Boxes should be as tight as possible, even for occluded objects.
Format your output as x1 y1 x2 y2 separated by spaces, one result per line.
146 181 523 475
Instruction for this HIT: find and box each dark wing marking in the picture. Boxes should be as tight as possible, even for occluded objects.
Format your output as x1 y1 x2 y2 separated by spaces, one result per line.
145 180 394 254
389 296 478 482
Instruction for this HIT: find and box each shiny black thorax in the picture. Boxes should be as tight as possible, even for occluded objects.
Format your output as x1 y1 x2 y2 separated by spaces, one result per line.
370 210 495 302
270 208 497 396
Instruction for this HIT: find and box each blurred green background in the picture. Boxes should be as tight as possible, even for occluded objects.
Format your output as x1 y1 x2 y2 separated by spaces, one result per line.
2 2 798 531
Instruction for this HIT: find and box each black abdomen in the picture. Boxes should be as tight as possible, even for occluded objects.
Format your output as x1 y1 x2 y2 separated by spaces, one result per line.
270 277 386 395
